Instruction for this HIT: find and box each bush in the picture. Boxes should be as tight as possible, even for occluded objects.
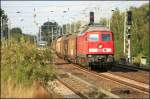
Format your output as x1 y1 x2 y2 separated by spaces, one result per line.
133 53 144 66
1 39 55 86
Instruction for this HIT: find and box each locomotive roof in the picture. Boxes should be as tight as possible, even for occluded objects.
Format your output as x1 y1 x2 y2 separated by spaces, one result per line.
86 26 110 32
79 24 110 35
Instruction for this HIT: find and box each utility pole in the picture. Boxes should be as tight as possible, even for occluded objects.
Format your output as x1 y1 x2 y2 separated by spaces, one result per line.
48 18 50 42
57 26 59 37
57 25 59 38
8 19 11 43
123 11 127 55
74 23 76 34
66 25 67 35
36 31 38 45
59 26 61 37
70 23 71 34
51 26 53 42
73 22 75 33
39 26 41 41
37 26 40 43
108 19 110 30
62 25 64 35
109 10 114 30
66 24 68 34
33 8 38 45
1 17 3 41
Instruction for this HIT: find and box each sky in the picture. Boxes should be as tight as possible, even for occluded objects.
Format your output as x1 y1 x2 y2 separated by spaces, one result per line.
1 1 149 35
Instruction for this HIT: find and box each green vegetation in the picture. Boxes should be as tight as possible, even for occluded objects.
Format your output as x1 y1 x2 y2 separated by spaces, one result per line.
41 20 81 44
110 8 125 60
1 9 56 98
10 27 36 43
1 39 55 86
100 3 149 65
130 4 149 60
99 18 107 26
41 21 59 43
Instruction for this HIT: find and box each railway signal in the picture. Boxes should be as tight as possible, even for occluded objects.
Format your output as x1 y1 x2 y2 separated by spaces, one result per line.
89 12 94 25
127 11 132 25
124 10 132 63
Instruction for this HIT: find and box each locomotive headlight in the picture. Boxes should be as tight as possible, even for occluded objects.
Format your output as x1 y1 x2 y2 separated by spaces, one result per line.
98 44 103 48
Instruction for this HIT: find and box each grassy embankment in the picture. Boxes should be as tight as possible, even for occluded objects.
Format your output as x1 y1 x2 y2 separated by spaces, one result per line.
1 39 56 98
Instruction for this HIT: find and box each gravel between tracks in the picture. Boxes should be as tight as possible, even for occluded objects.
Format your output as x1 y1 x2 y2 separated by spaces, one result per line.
47 80 80 98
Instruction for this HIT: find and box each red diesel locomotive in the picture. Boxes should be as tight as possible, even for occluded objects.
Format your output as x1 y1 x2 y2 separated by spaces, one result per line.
52 12 115 70
52 24 115 70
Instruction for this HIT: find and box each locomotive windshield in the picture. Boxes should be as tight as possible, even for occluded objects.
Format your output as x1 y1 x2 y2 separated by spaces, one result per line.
88 34 99 41
102 34 111 41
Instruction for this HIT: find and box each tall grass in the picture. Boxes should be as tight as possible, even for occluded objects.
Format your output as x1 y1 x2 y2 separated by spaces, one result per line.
1 38 56 98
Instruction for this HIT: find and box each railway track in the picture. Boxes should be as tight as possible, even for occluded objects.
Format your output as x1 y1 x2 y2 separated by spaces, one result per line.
51 51 149 98
57 73 90 98
115 63 149 72
46 77 81 98
56 68 148 97
72 64 149 94
56 64 149 98
56 71 120 98
108 65 149 84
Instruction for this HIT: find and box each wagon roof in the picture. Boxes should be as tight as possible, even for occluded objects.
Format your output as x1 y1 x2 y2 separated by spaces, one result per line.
64 34 77 39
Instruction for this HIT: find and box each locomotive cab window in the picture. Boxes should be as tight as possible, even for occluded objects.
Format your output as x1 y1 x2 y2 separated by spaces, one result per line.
102 34 111 41
88 34 99 41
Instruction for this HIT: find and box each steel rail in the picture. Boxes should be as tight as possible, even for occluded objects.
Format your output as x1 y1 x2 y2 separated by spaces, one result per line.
56 75 89 99
116 63 149 72
72 64 149 95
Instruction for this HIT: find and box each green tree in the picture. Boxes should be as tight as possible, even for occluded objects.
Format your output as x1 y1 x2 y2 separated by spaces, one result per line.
41 21 58 43
74 21 81 33
10 27 34 43
110 8 124 60
10 27 22 35
130 3 149 57
62 24 67 35
10 27 22 41
129 3 149 65
109 3 149 65
99 18 107 26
